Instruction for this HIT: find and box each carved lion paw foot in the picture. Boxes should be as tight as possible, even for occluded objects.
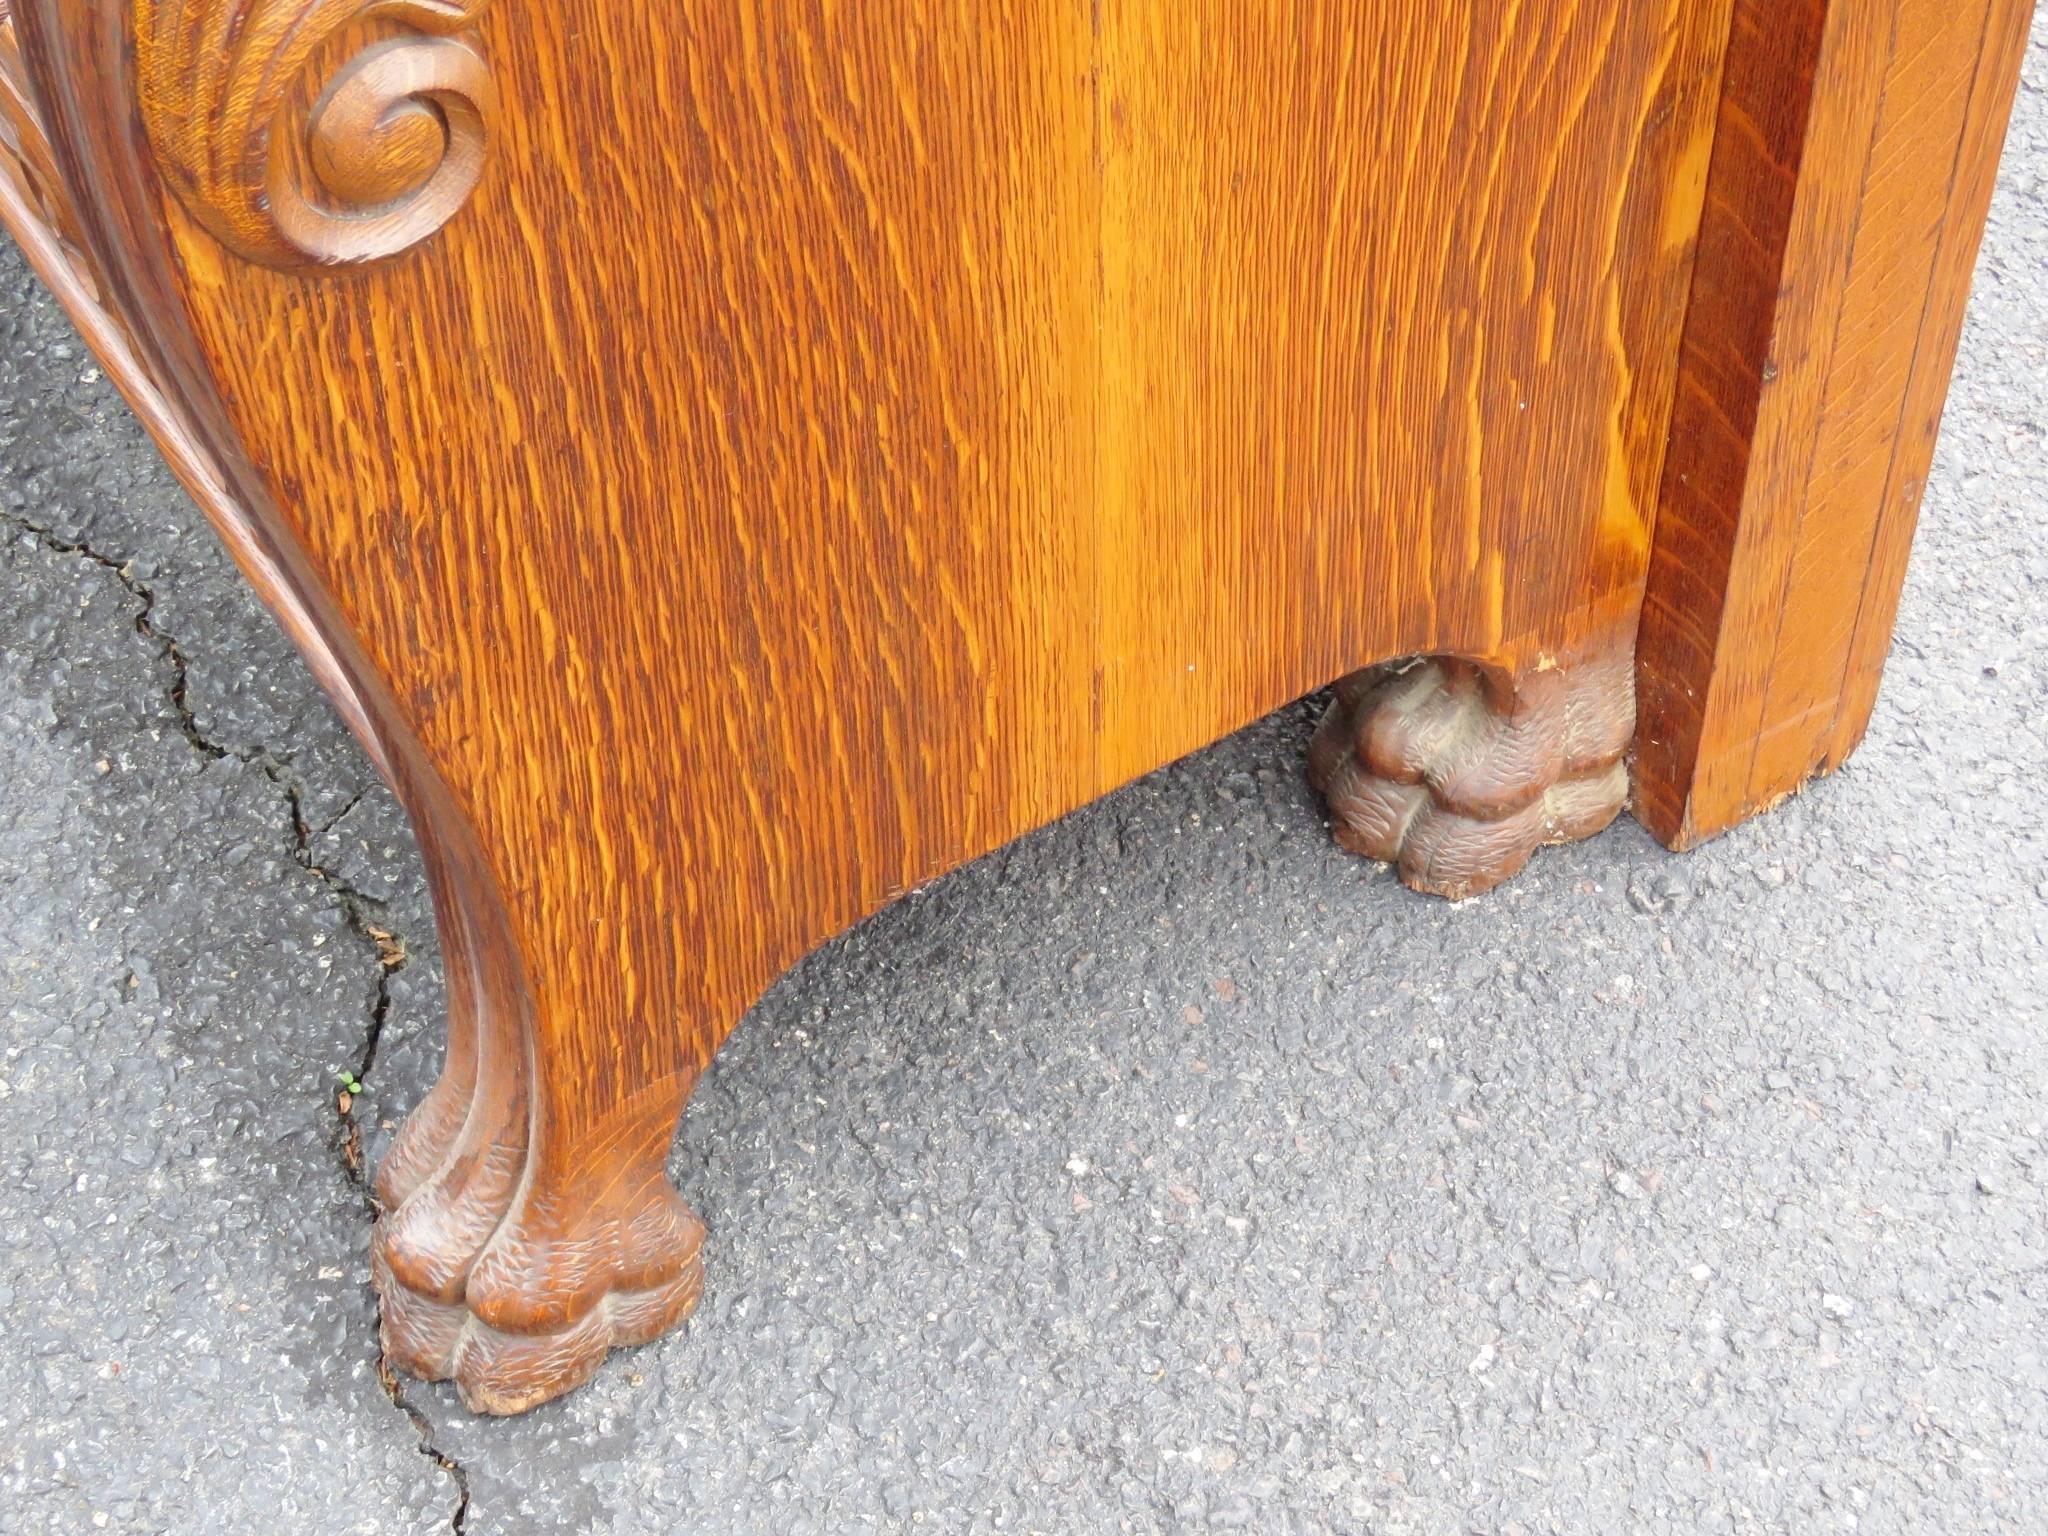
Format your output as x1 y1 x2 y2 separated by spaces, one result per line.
372 1081 703 1414
1307 650 1633 899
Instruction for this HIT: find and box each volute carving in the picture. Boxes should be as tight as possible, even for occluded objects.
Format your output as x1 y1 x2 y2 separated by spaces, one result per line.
135 0 496 268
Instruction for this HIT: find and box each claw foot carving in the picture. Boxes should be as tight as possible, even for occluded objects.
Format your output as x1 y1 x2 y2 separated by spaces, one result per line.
1308 649 1634 900
372 1067 702 1415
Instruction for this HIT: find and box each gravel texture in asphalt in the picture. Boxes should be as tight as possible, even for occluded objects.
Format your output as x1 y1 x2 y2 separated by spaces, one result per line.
3 22 2047 1535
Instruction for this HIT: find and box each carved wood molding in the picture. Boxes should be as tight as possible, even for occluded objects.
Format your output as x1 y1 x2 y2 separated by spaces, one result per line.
134 0 496 268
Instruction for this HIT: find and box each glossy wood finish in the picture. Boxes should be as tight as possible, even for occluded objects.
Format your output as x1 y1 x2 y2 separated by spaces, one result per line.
136 0 498 267
154 1 1731 1411
0 0 2026 1413
1635 0 2033 846
167 1 1729 987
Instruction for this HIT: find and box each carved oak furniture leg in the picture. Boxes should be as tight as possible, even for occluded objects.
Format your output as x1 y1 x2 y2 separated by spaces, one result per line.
366 837 706 1414
0 0 2028 1419
4 0 712 1415
1309 646 1635 901
373 1055 703 1414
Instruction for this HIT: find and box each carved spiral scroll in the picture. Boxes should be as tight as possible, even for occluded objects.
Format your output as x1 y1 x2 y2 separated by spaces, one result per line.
136 0 496 268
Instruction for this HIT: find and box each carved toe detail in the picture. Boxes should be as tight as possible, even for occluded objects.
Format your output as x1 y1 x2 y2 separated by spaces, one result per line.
372 1070 473 1212
1309 650 1633 899
462 1177 705 1336
375 1114 530 1304
375 1221 704 1416
372 1068 702 1413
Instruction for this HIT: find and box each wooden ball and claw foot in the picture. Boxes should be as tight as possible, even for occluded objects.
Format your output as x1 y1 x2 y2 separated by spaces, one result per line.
0 0 2025 1415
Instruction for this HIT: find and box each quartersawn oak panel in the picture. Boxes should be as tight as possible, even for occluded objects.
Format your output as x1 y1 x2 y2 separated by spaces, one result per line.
164 3 1731 1101
1092 2 1728 782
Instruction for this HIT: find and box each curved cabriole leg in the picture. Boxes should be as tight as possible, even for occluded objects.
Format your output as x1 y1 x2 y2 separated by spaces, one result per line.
368 813 704 1415
0 5 703 1418
1308 646 1635 900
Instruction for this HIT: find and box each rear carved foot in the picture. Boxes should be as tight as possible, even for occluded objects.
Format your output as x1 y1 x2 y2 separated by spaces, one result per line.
1308 649 1633 899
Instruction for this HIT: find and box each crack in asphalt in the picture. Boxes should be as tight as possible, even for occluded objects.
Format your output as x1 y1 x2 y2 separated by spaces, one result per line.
2 506 472 1534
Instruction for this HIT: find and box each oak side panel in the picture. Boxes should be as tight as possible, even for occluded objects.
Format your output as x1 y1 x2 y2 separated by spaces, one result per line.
164 2 1107 1123
1091 0 1732 785
1635 0 2033 848
154 4 1729 1092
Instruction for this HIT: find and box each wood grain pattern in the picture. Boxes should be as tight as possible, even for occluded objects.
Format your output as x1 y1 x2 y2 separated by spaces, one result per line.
1635 0 2034 847
24 0 2027 1416
15 0 592 1411
0 0 93 282
1090 4 1728 782
141 0 1732 1409
170 2 1727 1032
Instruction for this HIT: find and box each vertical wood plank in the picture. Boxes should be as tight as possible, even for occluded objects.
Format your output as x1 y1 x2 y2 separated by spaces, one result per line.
1827 0 2036 764
1635 0 2033 847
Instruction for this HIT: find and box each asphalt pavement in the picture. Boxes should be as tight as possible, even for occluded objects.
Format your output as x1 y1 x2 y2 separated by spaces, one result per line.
2 23 2046 1535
